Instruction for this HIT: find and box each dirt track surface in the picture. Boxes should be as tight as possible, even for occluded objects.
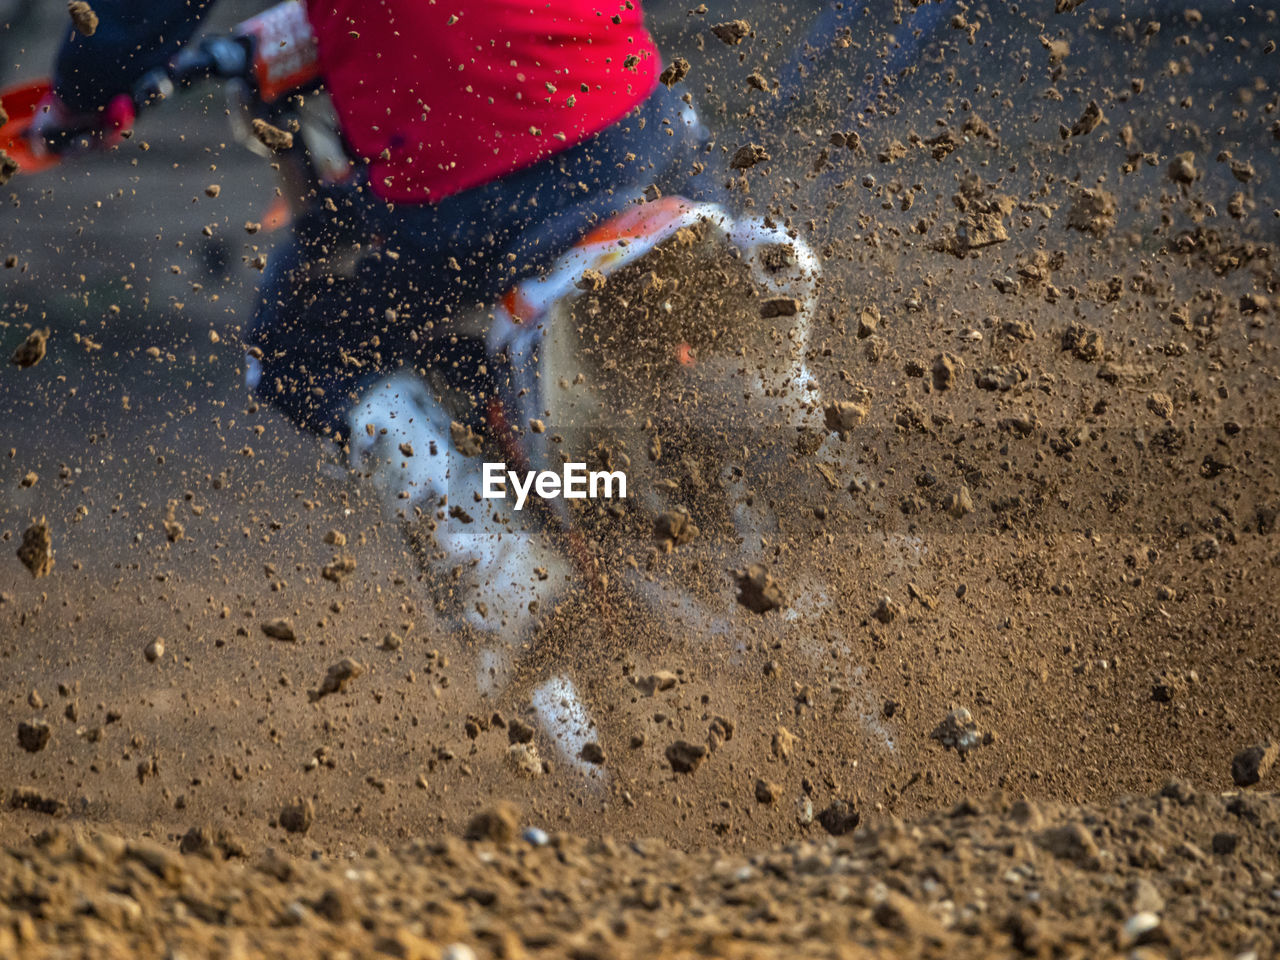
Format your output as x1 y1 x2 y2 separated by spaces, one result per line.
2 784 1278 959
2 0 1280 957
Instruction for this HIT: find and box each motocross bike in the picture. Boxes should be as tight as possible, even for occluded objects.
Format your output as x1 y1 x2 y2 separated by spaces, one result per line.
2 1 879 777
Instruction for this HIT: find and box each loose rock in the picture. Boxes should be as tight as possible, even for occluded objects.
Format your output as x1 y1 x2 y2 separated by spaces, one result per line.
730 143 770 170
260 618 297 642
17 520 54 578
10 329 48 368
17 720 50 753
735 563 785 614
710 20 750 45
67 1 98 36
279 797 314 834
1231 742 1277 787
310 658 364 702
465 803 520 843
665 740 707 774
250 118 293 151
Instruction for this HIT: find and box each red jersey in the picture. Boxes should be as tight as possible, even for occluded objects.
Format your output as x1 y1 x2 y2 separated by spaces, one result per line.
306 1 660 203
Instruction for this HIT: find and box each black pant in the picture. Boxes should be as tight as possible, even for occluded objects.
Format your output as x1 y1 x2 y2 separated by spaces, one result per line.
246 84 709 438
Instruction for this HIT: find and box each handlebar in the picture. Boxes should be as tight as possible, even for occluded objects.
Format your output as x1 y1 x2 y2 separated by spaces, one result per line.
29 34 254 157
15 1 324 174
132 36 252 110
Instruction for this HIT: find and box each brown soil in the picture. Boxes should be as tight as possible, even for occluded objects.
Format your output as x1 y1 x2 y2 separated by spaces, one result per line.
1 1 1278 957
2 784 1276 958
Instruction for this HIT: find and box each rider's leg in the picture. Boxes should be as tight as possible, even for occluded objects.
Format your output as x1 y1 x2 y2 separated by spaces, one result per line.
244 85 714 777
243 208 383 439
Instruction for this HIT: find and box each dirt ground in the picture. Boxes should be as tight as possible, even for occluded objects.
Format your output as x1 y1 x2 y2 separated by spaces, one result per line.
1 1 1279 957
